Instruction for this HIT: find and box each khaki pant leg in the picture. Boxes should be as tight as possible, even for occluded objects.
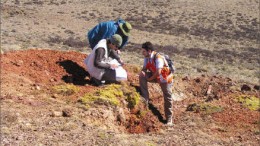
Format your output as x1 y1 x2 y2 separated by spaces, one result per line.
160 81 173 121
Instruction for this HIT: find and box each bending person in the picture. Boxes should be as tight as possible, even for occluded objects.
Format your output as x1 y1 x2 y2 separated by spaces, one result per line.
87 18 132 50
85 34 127 86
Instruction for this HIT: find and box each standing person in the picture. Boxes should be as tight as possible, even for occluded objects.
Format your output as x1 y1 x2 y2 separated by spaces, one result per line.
87 18 132 50
139 41 174 126
84 34 127 86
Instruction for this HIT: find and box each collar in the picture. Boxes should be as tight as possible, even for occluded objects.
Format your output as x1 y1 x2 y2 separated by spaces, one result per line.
147 51 156 62
149 51 156 59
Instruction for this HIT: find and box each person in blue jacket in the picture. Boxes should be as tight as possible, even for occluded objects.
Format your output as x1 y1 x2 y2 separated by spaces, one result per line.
87 19 132 50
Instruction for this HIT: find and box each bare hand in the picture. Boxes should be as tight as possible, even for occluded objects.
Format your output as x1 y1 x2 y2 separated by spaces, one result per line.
119 59 124 66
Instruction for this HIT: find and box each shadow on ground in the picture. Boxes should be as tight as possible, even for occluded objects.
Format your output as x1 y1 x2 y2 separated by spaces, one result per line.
57 60 90 85
149 103 166 124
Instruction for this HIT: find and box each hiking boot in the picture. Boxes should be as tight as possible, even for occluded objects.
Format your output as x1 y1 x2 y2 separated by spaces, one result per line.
166 118 173 127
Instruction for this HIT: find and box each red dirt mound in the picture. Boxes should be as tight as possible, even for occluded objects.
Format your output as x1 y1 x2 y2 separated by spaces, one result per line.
1 49 162 133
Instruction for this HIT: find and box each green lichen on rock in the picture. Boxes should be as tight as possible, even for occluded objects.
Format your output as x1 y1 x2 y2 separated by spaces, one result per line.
187 103 223 114
236 95 260 111
79 83 140 109
52 84 79 96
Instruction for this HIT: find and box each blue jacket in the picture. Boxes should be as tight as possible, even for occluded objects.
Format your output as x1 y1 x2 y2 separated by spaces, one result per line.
87 19 129 49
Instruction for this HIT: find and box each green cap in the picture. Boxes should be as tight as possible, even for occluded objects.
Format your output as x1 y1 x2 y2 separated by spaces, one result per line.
119 22 132 36
109 34 122 48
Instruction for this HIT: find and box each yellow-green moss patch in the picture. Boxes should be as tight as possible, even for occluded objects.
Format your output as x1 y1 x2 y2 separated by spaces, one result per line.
80 84 123 107
137 110 148 118
79 83 141 109
52 84 79 96
236 95 260 111
120 82 141 109
187 103 223 114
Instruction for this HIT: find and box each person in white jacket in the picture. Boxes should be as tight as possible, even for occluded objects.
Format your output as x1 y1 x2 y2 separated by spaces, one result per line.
84 34 127 86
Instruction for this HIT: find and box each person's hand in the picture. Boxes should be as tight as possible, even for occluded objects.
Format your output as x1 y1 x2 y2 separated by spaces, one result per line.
110 64 119 69
139 71 146 77
119 59 124 66
147 77 153 82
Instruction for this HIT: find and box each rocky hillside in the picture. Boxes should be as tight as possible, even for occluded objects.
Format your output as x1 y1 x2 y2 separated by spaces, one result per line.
1 0 259 145
1 49 259 145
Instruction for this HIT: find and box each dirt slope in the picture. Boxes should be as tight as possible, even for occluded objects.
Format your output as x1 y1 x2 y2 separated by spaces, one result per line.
1 49 259 145
1 0 259 145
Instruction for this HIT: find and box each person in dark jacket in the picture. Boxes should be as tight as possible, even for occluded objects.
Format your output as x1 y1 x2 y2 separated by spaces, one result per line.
87 19 132 50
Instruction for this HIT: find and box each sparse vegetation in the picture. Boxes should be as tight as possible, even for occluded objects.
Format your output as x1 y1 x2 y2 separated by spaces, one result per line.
120 82 141 109
236 95 260 111
137 110 148 118
187 103 224 114
52 84 79 96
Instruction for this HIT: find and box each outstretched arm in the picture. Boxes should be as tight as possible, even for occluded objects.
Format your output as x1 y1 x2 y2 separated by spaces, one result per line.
110 50 124 65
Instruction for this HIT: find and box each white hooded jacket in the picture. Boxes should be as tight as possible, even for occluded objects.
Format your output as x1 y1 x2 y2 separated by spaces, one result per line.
84 39 108 80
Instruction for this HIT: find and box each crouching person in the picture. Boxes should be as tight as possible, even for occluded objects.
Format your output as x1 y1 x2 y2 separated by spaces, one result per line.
84 34 127 86
139 42 174 126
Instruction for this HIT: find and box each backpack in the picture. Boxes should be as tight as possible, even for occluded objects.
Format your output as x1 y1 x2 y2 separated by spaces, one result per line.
153 52 175 74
